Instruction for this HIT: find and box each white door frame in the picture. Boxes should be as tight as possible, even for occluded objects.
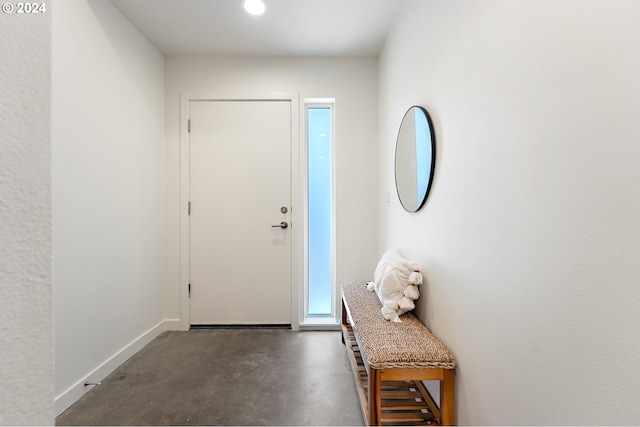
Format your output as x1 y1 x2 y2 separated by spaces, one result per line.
179 92 301 331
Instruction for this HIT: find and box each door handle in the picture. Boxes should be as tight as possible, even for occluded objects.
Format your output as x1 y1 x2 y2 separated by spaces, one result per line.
271 221 288 229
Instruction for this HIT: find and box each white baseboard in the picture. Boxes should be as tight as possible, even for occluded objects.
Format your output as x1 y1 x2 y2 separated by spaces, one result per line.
55 318 181 417
162 318 182 331
422 380 440 407
299 316 341 331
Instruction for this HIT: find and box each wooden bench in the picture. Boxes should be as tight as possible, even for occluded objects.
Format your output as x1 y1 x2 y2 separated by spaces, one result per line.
341 282 457 426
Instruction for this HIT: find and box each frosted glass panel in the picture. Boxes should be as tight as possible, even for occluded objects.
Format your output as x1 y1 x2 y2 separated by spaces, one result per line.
307 108 332 315
414 108 431 205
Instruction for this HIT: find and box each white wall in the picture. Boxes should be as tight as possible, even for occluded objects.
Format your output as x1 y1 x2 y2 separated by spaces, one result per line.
0 3 53 425
164 56 379 322
379 0 640 424
52 0 165 414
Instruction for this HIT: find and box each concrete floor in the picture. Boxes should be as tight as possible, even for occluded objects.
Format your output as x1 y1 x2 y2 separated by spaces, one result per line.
56 329 364 426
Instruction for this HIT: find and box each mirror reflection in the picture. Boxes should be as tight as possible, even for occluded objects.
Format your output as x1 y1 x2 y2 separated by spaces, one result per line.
394 106 435 212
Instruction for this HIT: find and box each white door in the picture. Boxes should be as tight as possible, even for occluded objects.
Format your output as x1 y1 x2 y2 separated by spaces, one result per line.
189 100 292 325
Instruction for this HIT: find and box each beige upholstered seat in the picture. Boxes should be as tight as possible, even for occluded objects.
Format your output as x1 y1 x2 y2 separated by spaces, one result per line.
342 281 456 370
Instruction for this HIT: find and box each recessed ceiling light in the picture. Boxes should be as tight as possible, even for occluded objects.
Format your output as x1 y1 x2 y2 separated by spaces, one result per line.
243 0 265 16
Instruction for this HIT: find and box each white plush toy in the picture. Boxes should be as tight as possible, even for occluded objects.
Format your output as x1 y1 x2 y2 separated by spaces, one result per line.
367 248 423 322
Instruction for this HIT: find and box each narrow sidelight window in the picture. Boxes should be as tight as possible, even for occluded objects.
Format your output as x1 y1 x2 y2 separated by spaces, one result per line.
306 102 334 317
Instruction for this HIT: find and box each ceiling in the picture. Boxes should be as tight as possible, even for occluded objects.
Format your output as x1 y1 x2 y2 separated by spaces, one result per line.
109 0 406 57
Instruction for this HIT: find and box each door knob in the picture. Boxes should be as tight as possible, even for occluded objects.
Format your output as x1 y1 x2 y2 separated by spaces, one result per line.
271 221 288 229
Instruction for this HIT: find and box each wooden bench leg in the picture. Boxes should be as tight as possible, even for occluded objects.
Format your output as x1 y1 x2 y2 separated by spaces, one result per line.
368 368 381 425
440 368 455 425
342 298 347 326
341 299 347 345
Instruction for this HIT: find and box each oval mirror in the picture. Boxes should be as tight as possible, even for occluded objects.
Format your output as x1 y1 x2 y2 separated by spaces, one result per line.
394 106 436 212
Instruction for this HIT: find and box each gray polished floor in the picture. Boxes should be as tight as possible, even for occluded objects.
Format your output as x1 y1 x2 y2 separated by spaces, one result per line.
56 329 363 426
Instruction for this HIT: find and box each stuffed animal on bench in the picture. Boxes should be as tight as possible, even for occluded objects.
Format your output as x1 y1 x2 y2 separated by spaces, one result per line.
367 248 423 322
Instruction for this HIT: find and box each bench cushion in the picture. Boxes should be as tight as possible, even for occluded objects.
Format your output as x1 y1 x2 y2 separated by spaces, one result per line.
342 282 456 370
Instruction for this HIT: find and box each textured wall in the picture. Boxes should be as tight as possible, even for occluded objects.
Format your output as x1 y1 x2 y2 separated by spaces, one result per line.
0 3 54 425
379 0 640 424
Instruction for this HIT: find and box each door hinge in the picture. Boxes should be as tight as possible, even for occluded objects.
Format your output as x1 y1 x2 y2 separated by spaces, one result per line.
188 119 191 133
188 201 191 215
188 283 191 297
